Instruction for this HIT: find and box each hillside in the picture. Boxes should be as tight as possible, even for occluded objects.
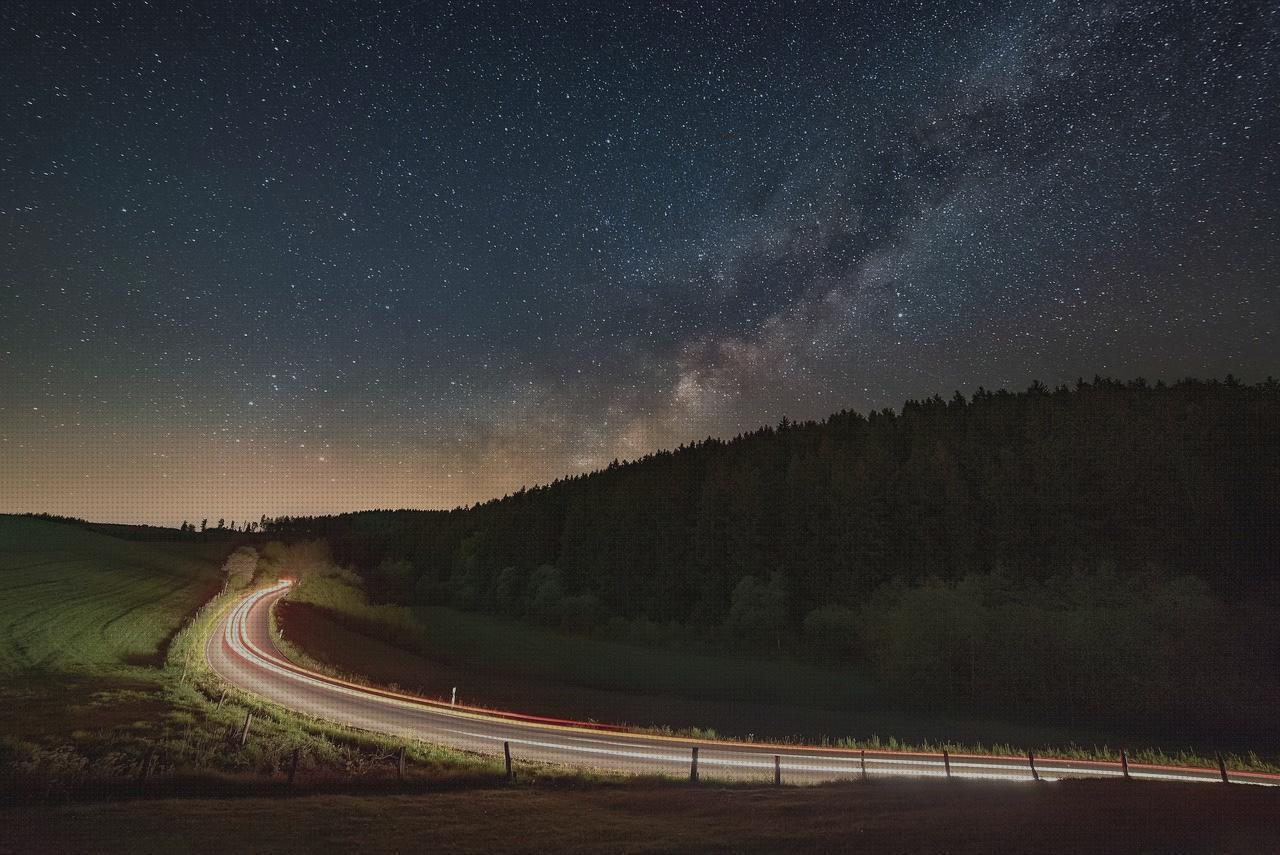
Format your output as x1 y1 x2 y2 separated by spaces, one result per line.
0 515 234 674
269 377 1280 733
0 514 238 757
274 378 1279 602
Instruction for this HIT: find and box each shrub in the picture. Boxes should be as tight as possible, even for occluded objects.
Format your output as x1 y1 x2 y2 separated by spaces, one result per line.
802 604 860 660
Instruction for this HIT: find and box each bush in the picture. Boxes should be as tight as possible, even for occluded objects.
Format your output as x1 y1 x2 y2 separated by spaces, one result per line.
493 565 528 614
802 604 860 660
367 558 416 602
725 573 786 647
289 571 422 649
257 539 334 584
558 593 605 632
527 565 564 623
413 574 450 607
854 570 1247 719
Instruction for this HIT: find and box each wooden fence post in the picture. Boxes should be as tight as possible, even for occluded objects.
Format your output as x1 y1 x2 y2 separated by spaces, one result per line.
1217 753 1229 784
1120 748 1130 780
774 754 781 786
943 749 951 779
504 741 514 782
1028 751 1039 782
240 711 253 746
690 746 699 782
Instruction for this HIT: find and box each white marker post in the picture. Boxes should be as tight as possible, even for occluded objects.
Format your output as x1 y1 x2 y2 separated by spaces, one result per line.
451 686 457 705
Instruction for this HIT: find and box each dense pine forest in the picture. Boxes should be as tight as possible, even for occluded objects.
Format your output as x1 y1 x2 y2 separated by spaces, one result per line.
272 377 1280 730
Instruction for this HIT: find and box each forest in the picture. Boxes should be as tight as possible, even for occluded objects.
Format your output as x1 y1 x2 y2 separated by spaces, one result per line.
269 377 1280 731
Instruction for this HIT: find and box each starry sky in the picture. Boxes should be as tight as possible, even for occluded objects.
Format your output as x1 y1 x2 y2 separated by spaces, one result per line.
2 0 1277 526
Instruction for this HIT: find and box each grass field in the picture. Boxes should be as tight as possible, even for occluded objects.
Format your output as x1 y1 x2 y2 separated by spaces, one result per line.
0 518 513 796
277 573 1279 769
412 605 867 708
0 515 238 747
276 602 1166 758
282 573 870 713
6 779 1278 854
3 517 1276 854
0 515 232 674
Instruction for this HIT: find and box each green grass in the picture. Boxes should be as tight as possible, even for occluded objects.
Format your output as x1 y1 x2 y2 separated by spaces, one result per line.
284 570 872 711
2 516 1273 813
412 606 872 708
0 515 233 673
0 521 572 798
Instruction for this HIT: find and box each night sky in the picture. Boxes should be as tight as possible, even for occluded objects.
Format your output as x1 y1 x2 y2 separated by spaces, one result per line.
2 1 1277 525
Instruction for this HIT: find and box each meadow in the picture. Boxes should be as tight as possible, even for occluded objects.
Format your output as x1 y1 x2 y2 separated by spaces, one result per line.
3 516 1276 855
2 514 1273 812
276 568 1278 770
0 517 525 799
0 515 231 674
285 563 859 713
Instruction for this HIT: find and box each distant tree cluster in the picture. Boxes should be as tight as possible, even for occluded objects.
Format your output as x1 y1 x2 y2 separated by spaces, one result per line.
270 377 1280 728
178 514 279 534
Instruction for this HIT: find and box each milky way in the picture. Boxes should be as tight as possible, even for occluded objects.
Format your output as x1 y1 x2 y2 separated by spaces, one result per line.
2 0 1277 524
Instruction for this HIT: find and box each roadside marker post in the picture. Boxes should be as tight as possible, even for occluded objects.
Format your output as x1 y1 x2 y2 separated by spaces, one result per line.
690 746 699 782
398 746 407 782
943 750 951 779
774 754 781 786
1028 752 1039 782
504 740 514 782
1217 753 1230 784
288 748 300 785
451 687 457 705
860 749 867 781
1121 748 1130 780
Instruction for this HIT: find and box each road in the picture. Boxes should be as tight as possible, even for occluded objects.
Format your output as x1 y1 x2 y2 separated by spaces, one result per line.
206 582 1280 787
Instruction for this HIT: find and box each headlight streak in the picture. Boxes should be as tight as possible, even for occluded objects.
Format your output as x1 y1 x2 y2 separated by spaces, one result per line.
208 584 1280 789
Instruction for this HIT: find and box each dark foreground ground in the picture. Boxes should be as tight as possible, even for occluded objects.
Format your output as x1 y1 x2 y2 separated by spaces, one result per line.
3 779 1277 854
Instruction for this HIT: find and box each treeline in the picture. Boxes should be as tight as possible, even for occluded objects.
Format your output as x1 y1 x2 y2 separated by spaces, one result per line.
11 513 250 543
270 377 1280 726
178 516 278 534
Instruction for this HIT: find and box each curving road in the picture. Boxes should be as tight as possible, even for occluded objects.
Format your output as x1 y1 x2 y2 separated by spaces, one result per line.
206 582 1280 787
